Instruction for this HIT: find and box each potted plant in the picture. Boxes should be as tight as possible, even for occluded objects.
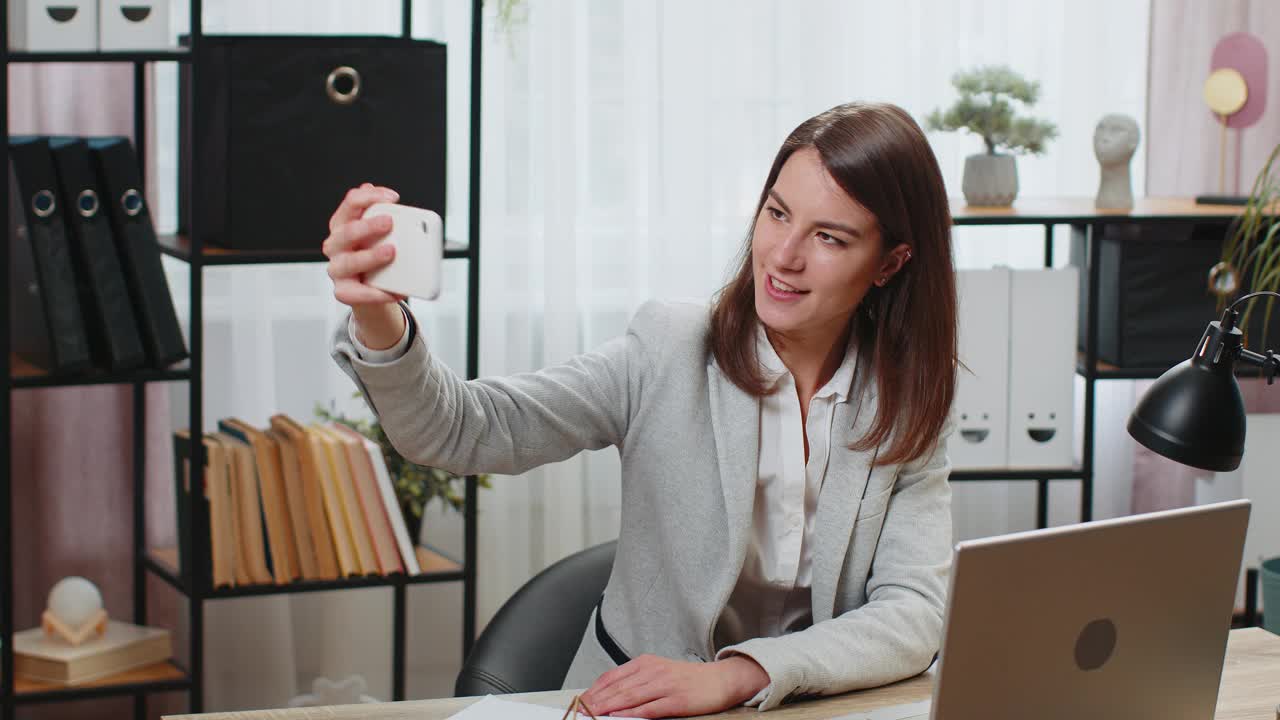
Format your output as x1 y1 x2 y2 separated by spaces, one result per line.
1208 141 1280 633
1211 142 1280 348
316 399 489 542
926 65 1058 206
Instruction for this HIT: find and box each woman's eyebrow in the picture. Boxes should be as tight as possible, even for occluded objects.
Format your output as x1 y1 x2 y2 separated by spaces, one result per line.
769 189 863 238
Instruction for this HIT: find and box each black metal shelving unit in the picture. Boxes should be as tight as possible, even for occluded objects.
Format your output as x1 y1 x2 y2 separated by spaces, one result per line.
0 0 484 717
950 207 1242 533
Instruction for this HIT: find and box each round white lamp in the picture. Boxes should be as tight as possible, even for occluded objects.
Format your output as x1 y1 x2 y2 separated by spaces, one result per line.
41 576 108 646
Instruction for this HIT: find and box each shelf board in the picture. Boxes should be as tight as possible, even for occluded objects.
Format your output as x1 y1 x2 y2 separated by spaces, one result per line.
14 660 190 704
413 545 465 577
951 467 1085 481
151 547 181 572
146 544 464 598
6 49 191 63
1075 353 1274 381
158 234 471 266
11 354 192 389
144 547 184 593
951 196 1255 226
1076 354 1172 380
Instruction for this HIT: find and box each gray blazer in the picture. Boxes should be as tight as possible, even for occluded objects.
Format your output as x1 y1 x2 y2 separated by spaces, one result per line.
331 300 953 710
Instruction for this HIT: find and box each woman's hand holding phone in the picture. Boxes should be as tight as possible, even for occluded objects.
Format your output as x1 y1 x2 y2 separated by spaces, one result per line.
323 183 407 350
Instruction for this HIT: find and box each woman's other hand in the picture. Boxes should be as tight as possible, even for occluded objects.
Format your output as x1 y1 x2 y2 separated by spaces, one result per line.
579 654 770 718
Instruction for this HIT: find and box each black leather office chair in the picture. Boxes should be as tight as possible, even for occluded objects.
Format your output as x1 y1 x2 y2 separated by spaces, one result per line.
455 540 617 696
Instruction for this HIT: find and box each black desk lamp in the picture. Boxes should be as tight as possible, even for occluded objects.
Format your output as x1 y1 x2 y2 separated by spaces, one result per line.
1127 291 1280 472
1126 291 1280 630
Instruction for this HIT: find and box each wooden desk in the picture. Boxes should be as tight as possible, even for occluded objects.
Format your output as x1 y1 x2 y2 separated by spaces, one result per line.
169 628 1280 720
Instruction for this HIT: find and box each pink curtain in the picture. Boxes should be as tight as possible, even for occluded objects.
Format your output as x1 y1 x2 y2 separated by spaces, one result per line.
9 63 183 720
1136 0 1280 512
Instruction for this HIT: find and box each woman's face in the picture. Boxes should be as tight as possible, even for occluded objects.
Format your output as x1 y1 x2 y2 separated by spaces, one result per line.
752 147 905 342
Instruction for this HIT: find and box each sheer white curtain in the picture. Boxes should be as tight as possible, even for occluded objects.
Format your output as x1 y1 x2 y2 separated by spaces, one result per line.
476 0 1152 607
149 0 1151 711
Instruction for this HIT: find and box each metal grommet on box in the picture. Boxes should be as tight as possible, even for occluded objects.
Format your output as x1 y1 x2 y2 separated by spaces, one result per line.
32 189 56 218
77 189 99 218
121 188 144 217
326 65 361 106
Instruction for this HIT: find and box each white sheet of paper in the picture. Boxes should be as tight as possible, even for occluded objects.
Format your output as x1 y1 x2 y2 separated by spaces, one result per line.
447 695 631 720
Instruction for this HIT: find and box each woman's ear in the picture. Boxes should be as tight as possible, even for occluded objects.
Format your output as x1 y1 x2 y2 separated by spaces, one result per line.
874 243 913 286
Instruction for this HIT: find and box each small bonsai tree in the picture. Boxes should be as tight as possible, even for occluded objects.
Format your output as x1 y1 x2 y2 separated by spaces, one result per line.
926 65 1058 156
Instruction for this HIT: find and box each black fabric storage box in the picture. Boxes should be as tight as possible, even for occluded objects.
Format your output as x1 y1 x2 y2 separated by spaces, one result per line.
180 35 446 252
1070 222 1234 369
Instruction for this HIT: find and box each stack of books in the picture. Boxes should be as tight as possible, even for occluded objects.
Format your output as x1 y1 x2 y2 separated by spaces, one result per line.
175 415 423 588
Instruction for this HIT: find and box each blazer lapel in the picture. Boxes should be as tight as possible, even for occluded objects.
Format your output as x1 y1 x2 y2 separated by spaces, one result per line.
707 361 759 587
811 374 885 622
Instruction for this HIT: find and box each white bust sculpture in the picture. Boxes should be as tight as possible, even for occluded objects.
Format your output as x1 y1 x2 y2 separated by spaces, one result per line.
1094 114 1140 210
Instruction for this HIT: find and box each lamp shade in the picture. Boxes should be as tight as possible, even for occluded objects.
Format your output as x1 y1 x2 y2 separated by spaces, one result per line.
1127 358 1246 472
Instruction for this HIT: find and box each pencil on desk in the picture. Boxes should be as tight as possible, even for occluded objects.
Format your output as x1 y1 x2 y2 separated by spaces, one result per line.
560 694 599 720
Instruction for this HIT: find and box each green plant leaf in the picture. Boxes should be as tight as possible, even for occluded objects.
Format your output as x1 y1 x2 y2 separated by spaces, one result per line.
1218 142 1280 350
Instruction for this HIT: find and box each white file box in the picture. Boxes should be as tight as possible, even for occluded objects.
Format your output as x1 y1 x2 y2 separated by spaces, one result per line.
1007 268 1079 468
9 0 97 51
98 0 171 51
952 268 1012 469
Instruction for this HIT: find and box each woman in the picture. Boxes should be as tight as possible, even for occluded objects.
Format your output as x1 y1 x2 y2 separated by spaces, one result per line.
325 101 958 717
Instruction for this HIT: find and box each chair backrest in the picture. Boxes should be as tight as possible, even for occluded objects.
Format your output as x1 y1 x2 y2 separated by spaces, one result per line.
454 540 617 696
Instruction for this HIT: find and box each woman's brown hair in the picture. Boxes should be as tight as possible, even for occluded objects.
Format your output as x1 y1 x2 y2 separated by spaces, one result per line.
709 101 957 467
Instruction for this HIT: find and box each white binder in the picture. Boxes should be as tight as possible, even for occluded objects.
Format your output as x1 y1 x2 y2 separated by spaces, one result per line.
8 0 97 51
952 268 1012 469
1007 268 1079 468
98 0 172 51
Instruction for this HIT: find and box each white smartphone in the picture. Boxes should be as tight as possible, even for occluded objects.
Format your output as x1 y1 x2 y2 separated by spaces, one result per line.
362 202 444 301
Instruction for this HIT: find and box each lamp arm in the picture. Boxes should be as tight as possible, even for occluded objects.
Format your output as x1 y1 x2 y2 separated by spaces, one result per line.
1226 290 1280 314
1236 347 1280 384
1222 291 1280 383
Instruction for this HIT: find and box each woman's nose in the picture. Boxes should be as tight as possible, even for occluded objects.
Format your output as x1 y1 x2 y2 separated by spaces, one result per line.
771 230 806 271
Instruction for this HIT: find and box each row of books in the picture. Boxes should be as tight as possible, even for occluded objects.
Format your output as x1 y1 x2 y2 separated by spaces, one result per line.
177 415 423 589
8 135 188 375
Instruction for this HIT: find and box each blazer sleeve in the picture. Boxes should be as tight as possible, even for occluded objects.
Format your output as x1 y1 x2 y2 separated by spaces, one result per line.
715 419 954 711
330 301 661 476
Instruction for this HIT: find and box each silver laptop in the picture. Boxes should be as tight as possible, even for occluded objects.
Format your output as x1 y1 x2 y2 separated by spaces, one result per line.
868 499 1251 720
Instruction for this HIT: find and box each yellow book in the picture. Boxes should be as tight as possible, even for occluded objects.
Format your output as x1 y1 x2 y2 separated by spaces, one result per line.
304 424 360 577
222 418 300 584
331 422 403 575
210 433 251 586
214 431 273 585
268 427 320 580
314 424 379 576
13 621 171 686
202 434 237 588
271 414 339 580
175 430 236 588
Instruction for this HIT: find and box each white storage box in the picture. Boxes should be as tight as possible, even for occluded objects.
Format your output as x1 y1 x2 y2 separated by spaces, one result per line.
98 0 171 51
952 268 1012 469
1007 267 1079 468
8 0 97 52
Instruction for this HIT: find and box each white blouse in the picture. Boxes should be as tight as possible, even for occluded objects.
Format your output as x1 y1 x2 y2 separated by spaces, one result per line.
712 324 858 650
